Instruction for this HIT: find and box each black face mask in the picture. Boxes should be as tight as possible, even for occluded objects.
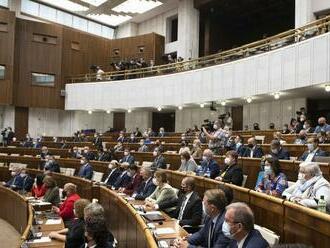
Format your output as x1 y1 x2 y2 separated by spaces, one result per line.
319 123 325 127
248 144 254 148
62 191 67 198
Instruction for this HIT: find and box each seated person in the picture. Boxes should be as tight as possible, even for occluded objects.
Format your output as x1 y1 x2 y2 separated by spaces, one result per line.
255 157 288 197
158 127 166 137
282 124 290 134
49 199 91 248
282 162 330 211
44 155 61 174
113 141 124 152
127 133 137 143
120 164 143 195
119 148 135 165
20 169 34 192
78 157 93 180
191 139 202 160
317 131 330 144
117 131 125 143
294 130 307 145
215 151 243 186
31 174 47 198
242 137 264 158
52 183 81 223
134 128 142 138
198 149 220 179
150 147 166 170
179 140 190 155
178 151 197 173
224 202 269 248
97 148 112 162
133 166 156 200
154 139 164 153
42 176 60 206
145 171 178 213
299 137 328 162
303 119 315 133
40 146 50 159
70 146 81 159
103 160 122 187
137 139 148 152
273 131 287 145
92 133 102 149
174 189 230 248
2 166 24 190
232 135 246 156
82 146 95 161
270 139 290 160
112 162 132 189
314 117 330 133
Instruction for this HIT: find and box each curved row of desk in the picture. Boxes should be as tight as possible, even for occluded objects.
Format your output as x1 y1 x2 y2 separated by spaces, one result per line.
0 152 330 247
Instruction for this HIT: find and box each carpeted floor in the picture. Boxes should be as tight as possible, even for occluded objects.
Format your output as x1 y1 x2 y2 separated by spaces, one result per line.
0 218 21 247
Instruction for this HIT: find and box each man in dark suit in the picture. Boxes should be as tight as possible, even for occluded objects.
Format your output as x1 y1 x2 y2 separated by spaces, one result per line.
174 189 230 248
242 137 264 158
216 151 243 186
119 148 135 165
112 162 132 189
97 148 112 162
299 137 328 162
150 147 166 170
103 160 122 187
44 155 61 174
232 135 246 156
2 167 24 190
20 169 34 192
78 157 93 180
70 146 81 159
225 202 268 248
270 139 290 160
82 146 95 161
200 149 220 179
133 166 156 200
40 146 50 159
93 133 103 150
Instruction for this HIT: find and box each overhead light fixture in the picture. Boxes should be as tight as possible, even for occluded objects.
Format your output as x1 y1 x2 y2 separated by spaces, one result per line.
157 106 162 111
127 109 132 113
81 0 107 6
273 92 280 100
106 110 111 114
40 0 89 12
246 97 253 104
325 85 330 92
112 0 163 14
220 101 226 106
178 106 183 110
87 13 132 26
88 110 93 114
200 103 205 108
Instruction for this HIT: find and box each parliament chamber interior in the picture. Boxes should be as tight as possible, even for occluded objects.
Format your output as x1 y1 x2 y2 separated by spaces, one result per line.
1 0 330 247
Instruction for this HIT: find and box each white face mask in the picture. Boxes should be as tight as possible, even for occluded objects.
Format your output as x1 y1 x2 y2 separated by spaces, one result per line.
224 157 231 165
298 173 306 183
11 171 16 177
153 151 158 157
222 221 235 239
181 159 186 164
140 142 144 146
193 144 197 148
213 125 218 130
271 148 278 154
152 178 159 186
108 164 114 169
307 143 314 151
80 160 85 164
84 150 88 153
264 165 272 175
124 151 129 156
202 156 208 162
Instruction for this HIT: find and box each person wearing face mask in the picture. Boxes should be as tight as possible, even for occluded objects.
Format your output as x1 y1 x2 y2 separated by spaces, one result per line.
82 146 95 161
295 114 307 133
112 162 132 190
97 148 112 162
154 139 164 153
294 130 308 145
202 120 226 155
314 117 330 134
178 151 198 173
137 139 149 152
173 189 230 248
158 127 166 137
102 160 122 187
40 146 50 159
127 133 137 143
20 169 34 192
302 120 314 133
133 166 156 200
113 141 124 152
150 147 167 170
232 135 246 157
216 151 243 186
223 202 268 248
270 139 290 160
255 157 288 197
145 171 177 213
199 149 220 179
299 137 328 162
273 131 287 145
253 123 260 131
120 164 143 195
191 139 203 159
282 124 290 134
49 199 91 248
117 131 126 143
92 133 103 149
317 131 330 144
2 166 25 190
31 174 47 198
52 183 81 225
242 137 264 158
42 175 60 206
44 155 61 174
77 157 94 180
70 146 81 159
119 148 135 165
282 162 330 211
179 140 190 155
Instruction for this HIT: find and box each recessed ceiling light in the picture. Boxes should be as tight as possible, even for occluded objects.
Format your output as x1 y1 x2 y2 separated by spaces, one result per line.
246 97 252 103
325 85 330 92
157 106 162 111
274 92 280 100
88 110 93 114
200 103 205 108
106 110 111 114
112 0 162 14
220 101 226 106
178 106 183 110
127 109 132 113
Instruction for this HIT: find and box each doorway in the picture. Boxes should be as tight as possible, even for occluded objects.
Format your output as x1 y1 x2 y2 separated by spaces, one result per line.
152 112 175 132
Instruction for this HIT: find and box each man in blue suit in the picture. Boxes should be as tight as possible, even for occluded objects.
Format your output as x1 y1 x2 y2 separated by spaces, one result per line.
112 162 132 189
119 148 135 165
133 166 156 200
199 149 220 179
299 137 328 162
174 188 230 248
242 137 264 158
20 169 34 192
78 157 93 180
103 160 122 187
224 202 268 248
270 139 290 160
2 167 24 190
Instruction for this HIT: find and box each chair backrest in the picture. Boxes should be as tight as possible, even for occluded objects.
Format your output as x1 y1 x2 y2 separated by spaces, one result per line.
242 175 248 187
23 154 33 157
254 224 280 246
65 168 75 176
9 163 27 170
92 171 104 182
289 156 297 161
10 153 20 156
60 168 67 174
0 162 5 167
255 136 265 144
142 161 152 168
0 153 8 156
54 155 61 159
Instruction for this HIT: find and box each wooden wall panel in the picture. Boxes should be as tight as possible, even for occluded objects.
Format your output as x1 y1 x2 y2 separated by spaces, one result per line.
14 106 28 140
0 9 15 104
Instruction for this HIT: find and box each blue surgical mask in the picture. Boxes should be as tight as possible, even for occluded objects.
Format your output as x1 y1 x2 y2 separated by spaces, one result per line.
264 166 272 175
222 221 234 239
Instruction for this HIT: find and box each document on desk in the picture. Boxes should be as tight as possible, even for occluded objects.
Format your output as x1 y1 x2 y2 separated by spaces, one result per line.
29 237 51 243
45 219 62 225
155 228 175 235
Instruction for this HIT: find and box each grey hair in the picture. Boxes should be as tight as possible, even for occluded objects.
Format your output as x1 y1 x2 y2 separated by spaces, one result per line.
226 202 254 232
299 162 322 177
84 202 105 220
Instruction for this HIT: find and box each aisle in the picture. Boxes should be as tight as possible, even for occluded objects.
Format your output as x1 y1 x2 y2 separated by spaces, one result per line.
0 218 21 247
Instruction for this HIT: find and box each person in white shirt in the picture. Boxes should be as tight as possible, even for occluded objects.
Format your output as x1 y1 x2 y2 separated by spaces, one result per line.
96 66 104 81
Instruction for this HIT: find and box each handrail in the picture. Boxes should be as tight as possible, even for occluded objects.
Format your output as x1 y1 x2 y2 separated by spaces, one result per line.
67 15 330 83
21 204 33 242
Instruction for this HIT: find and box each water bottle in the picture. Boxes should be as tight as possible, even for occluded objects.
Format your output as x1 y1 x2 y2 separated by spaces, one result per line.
317 195 327 213
196 165 202 176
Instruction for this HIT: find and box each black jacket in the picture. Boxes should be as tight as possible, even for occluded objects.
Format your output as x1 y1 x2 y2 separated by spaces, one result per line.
66 218 85 248
220 164 243 186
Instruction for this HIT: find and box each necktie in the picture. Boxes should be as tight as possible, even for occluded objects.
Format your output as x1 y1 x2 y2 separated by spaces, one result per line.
208 221 214 248
178 196 187 220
